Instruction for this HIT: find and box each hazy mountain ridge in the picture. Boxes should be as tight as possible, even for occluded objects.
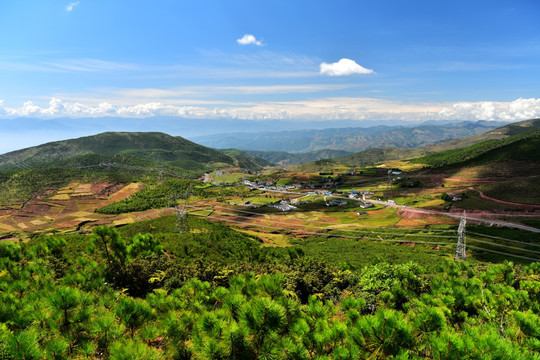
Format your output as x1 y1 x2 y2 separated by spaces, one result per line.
192 121 507 153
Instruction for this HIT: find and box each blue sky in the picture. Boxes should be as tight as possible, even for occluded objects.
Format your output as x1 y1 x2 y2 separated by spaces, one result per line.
1 0 540 151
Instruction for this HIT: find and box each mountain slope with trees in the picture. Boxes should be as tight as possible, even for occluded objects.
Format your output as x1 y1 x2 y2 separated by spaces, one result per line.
0 132 264 173
330 118 540 167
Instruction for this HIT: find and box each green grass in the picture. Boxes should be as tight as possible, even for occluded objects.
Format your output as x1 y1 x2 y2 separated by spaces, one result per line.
457 190 529 211
296 237 454 271
478 177 540 204
411 128 540 168
211 172 246 184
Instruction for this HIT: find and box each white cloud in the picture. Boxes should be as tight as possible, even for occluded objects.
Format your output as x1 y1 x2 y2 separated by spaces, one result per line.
1 97 539 122
43 58 138 72
438 98 540 121
237 34 263 46
320 58 375 76
66 1 80 12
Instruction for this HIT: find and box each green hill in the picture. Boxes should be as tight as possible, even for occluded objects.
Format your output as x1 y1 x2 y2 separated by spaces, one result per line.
242 149 351 166
421 117 540 153
411 128 540 168
0 132 264 173
0 132 268 205
330 118 540 167
219 149 272 168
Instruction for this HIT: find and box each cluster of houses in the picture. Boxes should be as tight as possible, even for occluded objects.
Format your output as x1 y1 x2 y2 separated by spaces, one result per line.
243 180 301 192
240 178 379 212
326 199 348 207
268 200 297 212
347 190 374 200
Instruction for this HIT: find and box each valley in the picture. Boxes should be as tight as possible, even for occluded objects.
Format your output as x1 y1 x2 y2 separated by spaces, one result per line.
1 119 539 359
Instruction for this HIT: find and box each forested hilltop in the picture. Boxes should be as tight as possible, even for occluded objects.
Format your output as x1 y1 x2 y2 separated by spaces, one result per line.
0 132 264 174
0 216 539 359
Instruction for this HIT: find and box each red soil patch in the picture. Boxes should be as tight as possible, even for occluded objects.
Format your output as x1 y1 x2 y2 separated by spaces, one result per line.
53 220 81 228
321 216 339 222
36 189 55 199
274 218 304 226
20 204 51 213
395 218 426 227
92 182 124 196
397 209 432 219
258 236 272 244
398 242 415 247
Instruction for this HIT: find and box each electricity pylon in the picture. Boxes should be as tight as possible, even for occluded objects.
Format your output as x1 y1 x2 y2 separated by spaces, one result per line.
168 185 191 233
454 211 467 261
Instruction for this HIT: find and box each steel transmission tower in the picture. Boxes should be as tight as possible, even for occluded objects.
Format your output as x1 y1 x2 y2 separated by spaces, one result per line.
454 211 467 261
168 185 191 233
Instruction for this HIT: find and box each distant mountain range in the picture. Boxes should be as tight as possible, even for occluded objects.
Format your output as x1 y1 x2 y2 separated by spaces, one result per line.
191 121 507 153
327 118 540 167
1 116 439 154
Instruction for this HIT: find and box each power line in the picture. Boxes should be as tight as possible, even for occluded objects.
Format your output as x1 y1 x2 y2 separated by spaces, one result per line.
259 187 540 233
187 205 457 239
191 212 453 246
466 245 540 262
190 206 539 262
468 238 540 256
197 204 457 238
468 231 540 248
188 206 454 244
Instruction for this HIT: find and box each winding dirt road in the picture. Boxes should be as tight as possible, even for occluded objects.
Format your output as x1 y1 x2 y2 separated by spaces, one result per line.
468 188 540 209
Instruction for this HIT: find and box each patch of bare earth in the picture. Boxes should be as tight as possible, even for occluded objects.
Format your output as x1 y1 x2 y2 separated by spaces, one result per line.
92 182 124 197
109 183 143 202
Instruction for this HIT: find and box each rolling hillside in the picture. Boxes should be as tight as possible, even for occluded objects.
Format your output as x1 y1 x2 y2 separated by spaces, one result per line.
332 118 540 167
242 149 351 166
0 132 264 173
411 128 540 168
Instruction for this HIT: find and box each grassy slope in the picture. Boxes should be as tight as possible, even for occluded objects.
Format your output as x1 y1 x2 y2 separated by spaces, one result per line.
219 149 272 168
331 118 540 167
411 128 540 168
0 132 256 172
243 149 352 165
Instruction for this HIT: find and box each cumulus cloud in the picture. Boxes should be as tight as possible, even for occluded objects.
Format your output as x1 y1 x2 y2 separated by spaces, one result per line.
1 97 540 122
320 58 375 76
66 1 80 12
438 98 540 121
237 34 263 46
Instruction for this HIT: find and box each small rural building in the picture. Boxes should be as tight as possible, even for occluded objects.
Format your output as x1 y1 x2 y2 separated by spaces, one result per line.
327 199 348 206
269 201 297 212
